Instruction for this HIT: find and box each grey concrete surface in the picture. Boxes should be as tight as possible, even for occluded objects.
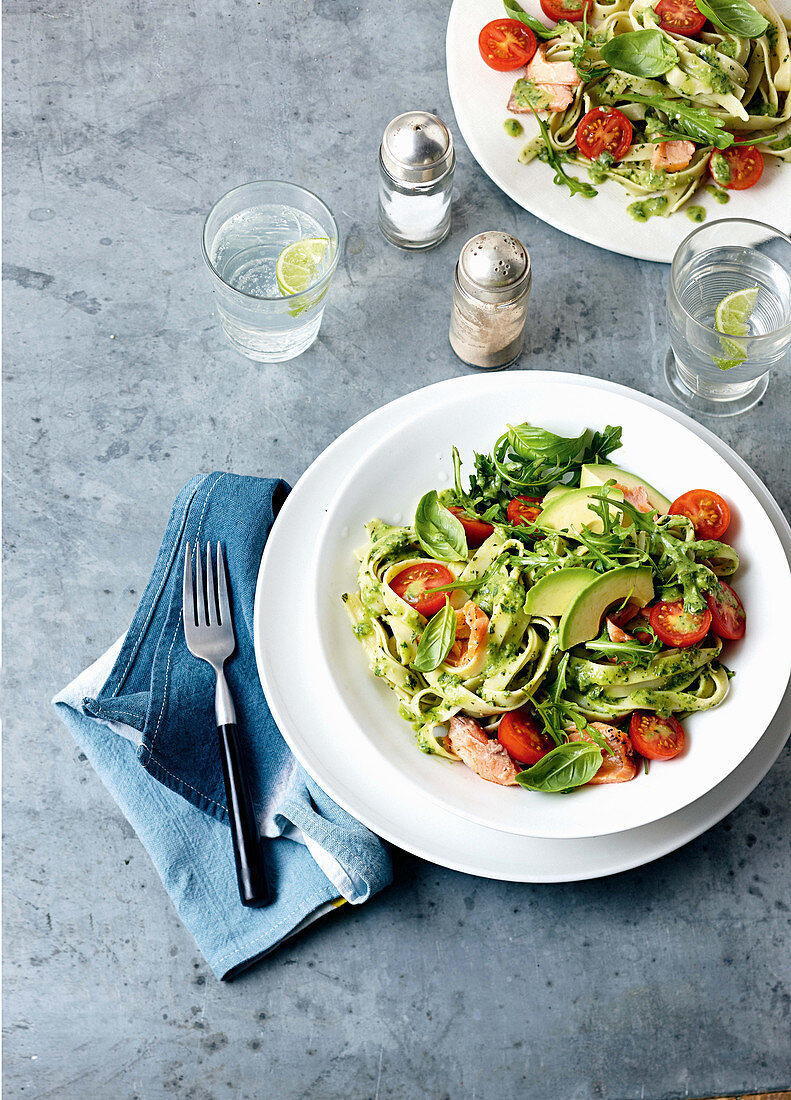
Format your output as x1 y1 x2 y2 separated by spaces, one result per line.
3 1 791 1098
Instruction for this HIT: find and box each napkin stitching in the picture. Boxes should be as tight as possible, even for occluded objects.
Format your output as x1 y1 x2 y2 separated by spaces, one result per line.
213 888 331 968
148 472 228 756
89 703 146 725
113 473 213 696
142 750 226 814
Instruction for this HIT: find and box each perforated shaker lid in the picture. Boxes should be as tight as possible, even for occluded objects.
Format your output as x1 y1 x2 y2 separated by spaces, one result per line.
457 231 531 303
381 112 455 184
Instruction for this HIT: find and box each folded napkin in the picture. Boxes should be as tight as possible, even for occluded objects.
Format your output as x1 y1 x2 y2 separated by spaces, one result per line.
54 473 392 980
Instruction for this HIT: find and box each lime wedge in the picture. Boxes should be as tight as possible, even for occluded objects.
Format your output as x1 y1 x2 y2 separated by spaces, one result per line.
276 237 330 297
714 286 759 337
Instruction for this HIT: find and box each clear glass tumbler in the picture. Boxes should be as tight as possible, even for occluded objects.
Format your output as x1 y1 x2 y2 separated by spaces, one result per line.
202 181 340 363
665 219 791 416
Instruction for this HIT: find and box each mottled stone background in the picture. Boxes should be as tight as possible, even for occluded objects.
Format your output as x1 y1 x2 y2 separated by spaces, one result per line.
3 1 790 1097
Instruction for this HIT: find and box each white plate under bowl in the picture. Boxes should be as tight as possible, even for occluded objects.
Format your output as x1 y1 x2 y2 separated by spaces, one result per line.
312 373 791 840
446 0 791 263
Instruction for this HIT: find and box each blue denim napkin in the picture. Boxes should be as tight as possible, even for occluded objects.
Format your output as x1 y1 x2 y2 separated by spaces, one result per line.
54 472 392 980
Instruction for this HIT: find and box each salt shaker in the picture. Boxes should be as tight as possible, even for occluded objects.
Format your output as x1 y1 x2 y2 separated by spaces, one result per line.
449 231 532 370
378 111 455 250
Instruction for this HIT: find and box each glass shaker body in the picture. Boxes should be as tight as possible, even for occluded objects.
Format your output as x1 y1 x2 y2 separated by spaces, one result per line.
378 154 454 251
449 273 530 369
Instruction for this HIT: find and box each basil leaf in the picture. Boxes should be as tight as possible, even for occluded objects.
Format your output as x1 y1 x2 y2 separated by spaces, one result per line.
515 742 603 792
411 600 457 672
503 0 556 39
600 30 677 77
693 0 769 37
509 423 586 464
415 490 468 561
619 94 734 148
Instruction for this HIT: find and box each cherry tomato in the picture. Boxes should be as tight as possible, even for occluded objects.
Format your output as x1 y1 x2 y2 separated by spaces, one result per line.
448 506 494 548
654 0 707 35
669 489 731 540
539 0 592 23
705 579 746 641
650 600 712 648
506 496 543 527
390 563 454 618
629 711 686 760
498 709 554 766
478 19 537 70
575 107 633 162
709 145 764 190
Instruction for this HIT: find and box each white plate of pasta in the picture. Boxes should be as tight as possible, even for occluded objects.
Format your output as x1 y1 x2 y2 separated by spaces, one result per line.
311 374 791 839
446 0 791 262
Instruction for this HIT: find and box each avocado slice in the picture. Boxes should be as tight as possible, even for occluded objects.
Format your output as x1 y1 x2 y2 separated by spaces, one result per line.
526 568 598 616
541 485 573 507
558 565 654 651
580 464 671 514
537 486 624 535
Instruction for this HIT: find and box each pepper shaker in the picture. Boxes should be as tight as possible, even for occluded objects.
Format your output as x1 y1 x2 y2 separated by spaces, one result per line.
449 231 532 370
378 111 455 250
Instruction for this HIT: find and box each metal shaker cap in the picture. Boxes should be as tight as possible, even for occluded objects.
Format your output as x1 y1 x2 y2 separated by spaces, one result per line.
457 231 531 303
380 112 455 184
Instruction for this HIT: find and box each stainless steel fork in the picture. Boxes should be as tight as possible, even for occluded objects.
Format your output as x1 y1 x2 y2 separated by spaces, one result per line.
183 541 272 907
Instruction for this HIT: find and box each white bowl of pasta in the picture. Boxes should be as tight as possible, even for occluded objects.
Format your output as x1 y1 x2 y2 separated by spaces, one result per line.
310 373 791 838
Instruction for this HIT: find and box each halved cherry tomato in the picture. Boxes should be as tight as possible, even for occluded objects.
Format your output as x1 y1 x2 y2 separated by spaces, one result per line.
650 600 712 648
506 496 543 526
655 0 707 35
479 19 537 70
709 145 764 190
575 107 633 162
448 506 494 548
498 709 555 766
705 579 746 640
669 489 731 540
629 711 686 760
540 0 592 23
390 563 454 618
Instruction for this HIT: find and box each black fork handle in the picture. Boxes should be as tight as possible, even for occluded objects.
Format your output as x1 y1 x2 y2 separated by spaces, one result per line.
217 723 272 907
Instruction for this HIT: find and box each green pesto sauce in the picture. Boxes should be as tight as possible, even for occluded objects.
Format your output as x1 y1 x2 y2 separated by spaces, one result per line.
588 163 609 185
697 46 732 95
503 118 524 138
709 151 731 185
687 205 706 223
706 184 730 204
627 196 669 222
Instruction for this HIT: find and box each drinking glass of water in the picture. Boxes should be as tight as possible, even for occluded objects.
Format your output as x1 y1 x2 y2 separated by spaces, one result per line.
665 219 791 417
202 181 340 363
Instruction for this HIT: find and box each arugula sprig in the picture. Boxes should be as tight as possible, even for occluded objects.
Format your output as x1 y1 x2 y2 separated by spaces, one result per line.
529 106 599 199
620 93 735 148
583 637 659 663
572 8 611 82
533 654 588 745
